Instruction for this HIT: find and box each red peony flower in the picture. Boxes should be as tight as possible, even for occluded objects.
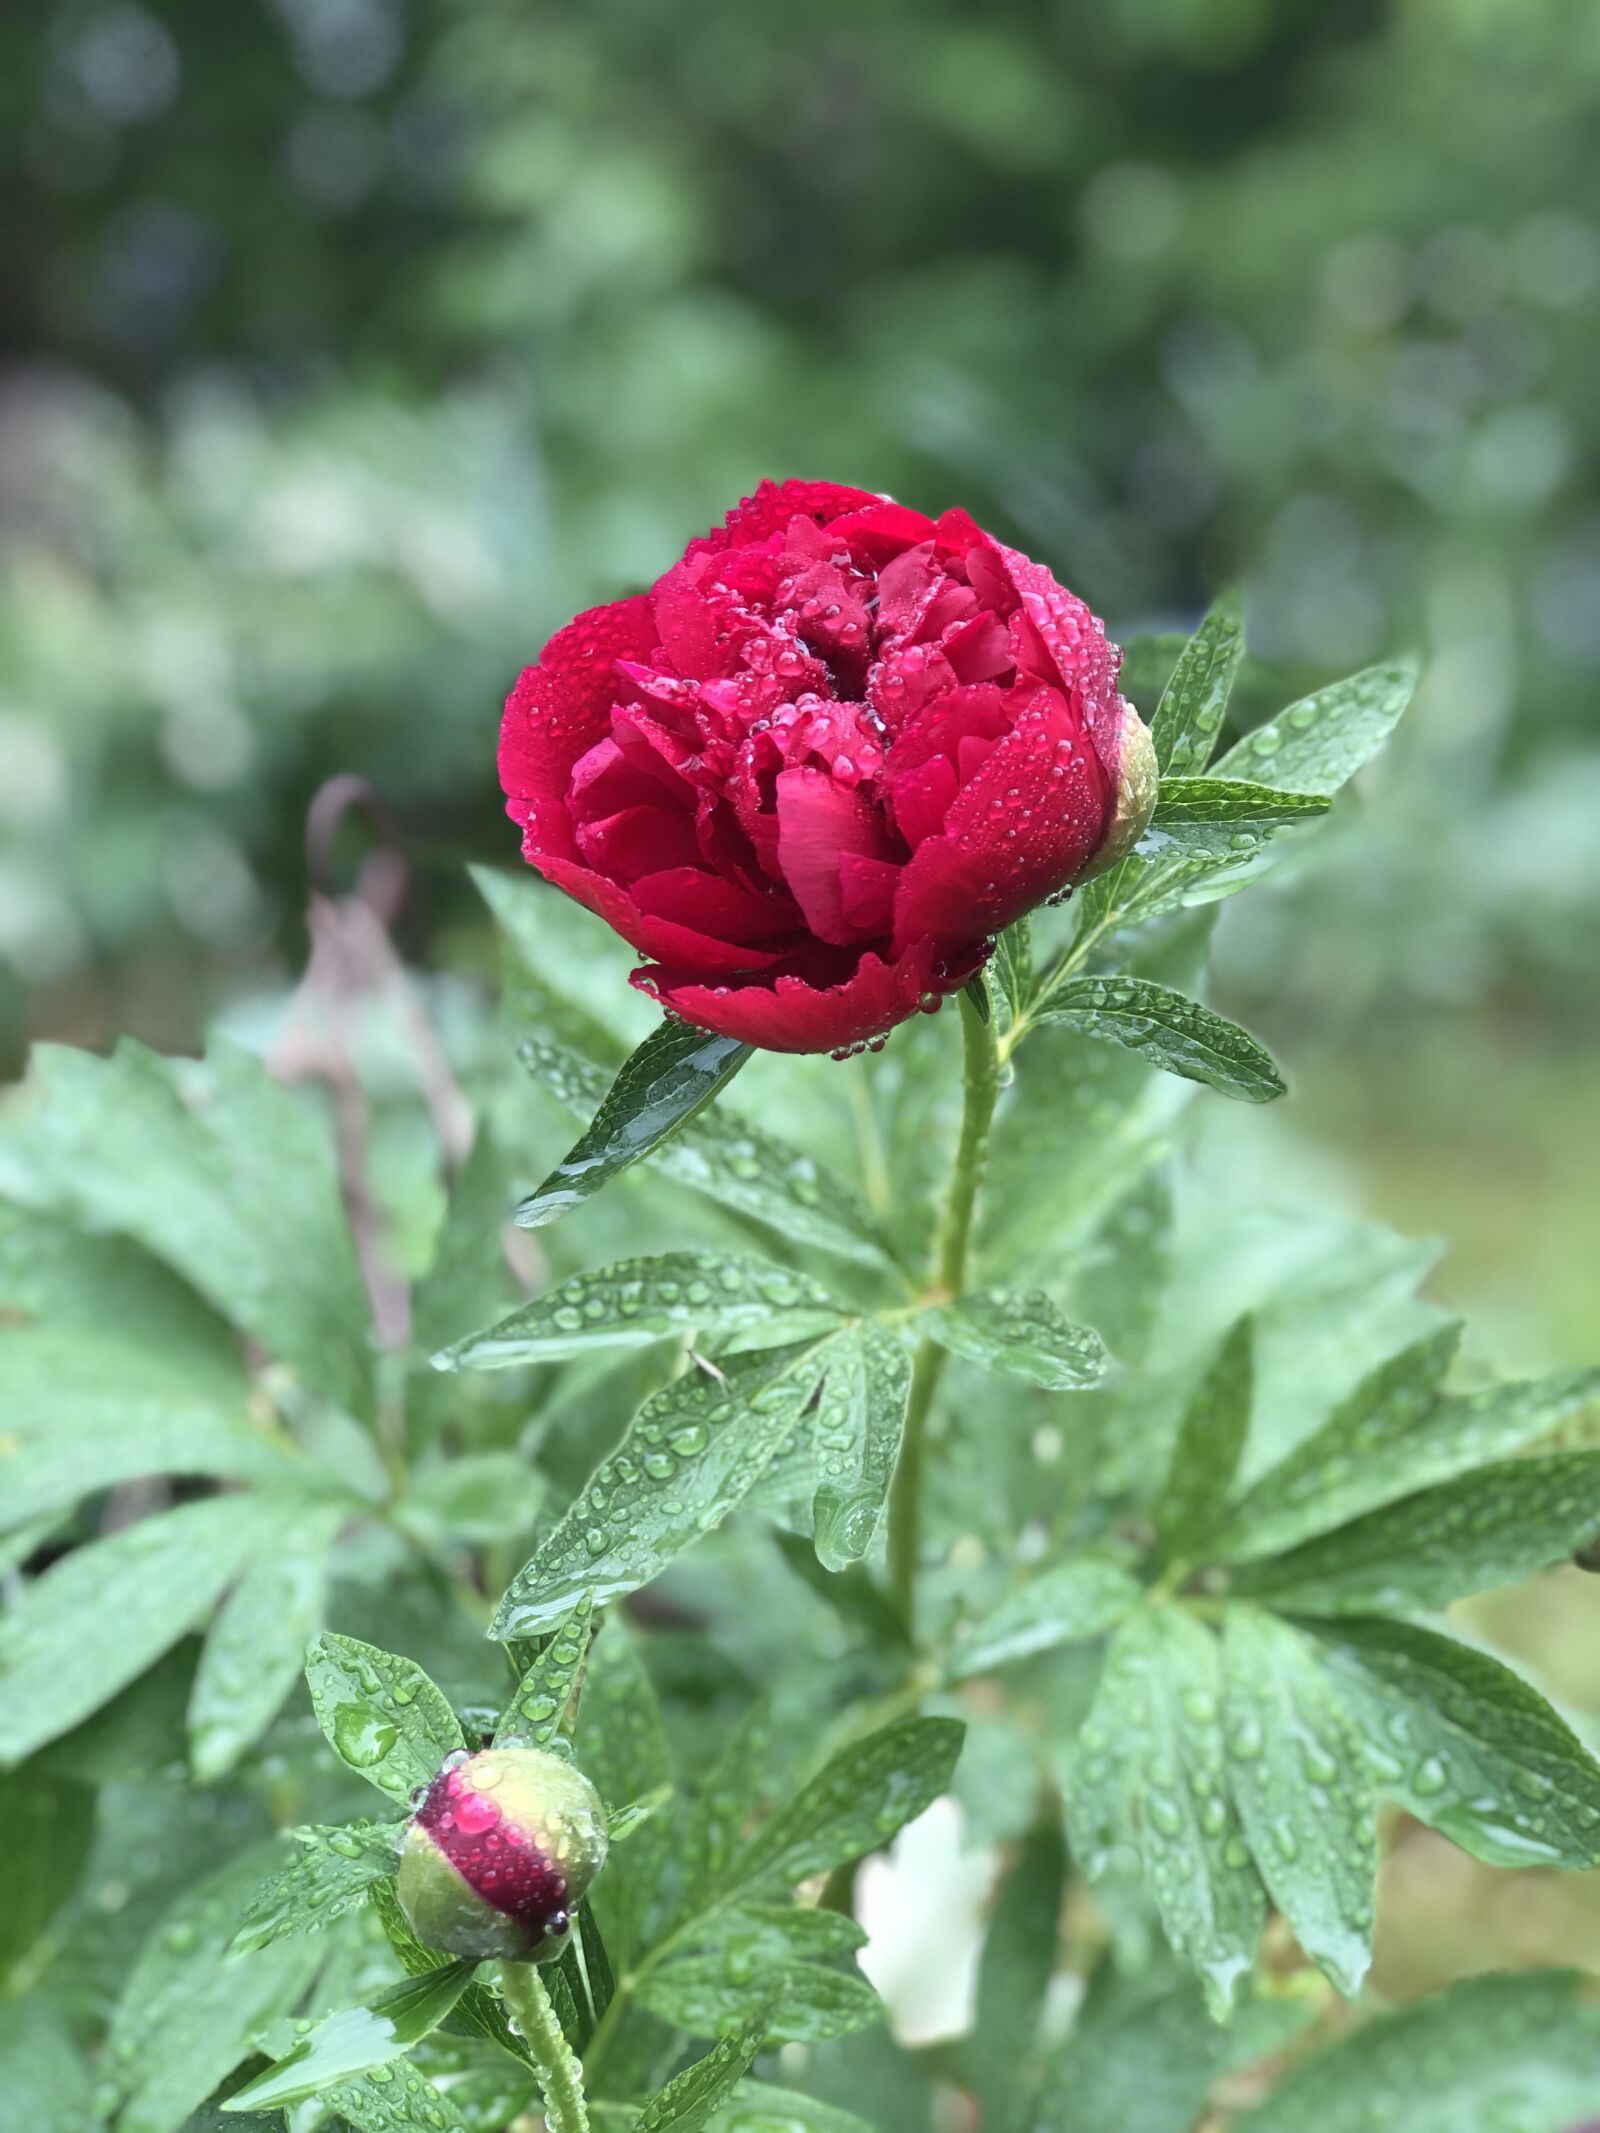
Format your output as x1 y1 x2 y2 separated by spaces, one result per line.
499 480 1156 1054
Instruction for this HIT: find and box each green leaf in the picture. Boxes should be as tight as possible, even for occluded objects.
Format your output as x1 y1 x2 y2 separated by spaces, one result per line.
811 1321 912 1572
577 1626 675 1974
0 1338 304 1532
1234 1450 1600 1616
949 1559 1141 1679
410 1123 520 1355
717 1716 964 1899
516 1021 753 1229
397 1453 546 1548
494 1596 594 1746
924 1288 1108 1391
1233 1970 1600 2133
641 1907 878 2043
706 2086 876 2133
304 1633 465 1802
637 2013 774 2133
0 1490 311 1765
471 862 654 1065
231 1822 404 1954
1217 1355 1596 1565
1213 658 1419 796
0 1768 94 1983
970 1821 1066 2133
520 1041 895 1272
490 1337 839 1640
224 1963 478 2110
0 1040 372 1414
1220 1607 1375 1997
188 1508 340 1780
1151 777 1331 826
1067 1612 1265 2016
437 1253 843 1372
1149 594 1244 777
105 1846 328 2133
991 918 1032 1026
1304 1616 1600 1870
326 2068 470 2133
1033 978 1285 1103
1153 1316 1254 1564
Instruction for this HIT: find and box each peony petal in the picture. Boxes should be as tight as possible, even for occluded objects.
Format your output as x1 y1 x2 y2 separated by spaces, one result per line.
639 935 975 1054
889 754 960 851
574 805 700 883
775 765 893 947
533 853 783 979
687 479 886 558
838 852 902 937
628 866 797 943
985 536 1123 775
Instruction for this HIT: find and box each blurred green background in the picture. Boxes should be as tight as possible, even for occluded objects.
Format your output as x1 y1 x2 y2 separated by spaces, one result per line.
2 0 1599 2006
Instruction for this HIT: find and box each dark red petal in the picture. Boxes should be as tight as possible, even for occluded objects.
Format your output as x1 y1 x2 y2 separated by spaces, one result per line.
574 806 701 883
499 596 659 852
628 866 797 943
838 852 902 936
890 688 1111 952
532 853 780 977
889 754 960 851
774 766 893 947
984 537 1124 776
687 479 886 558
639 936 963 1054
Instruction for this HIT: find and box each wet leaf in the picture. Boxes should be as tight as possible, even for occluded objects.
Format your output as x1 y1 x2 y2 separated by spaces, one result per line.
493 1595 594 1747
224 1964 478 2110
1304 1616 1600 1870
641 1906 877 2043
1154 1316 1254 1564
949 1559 1141 1679
1151 778 1330 826
231 1822 404 1954
490 1337 839 1640
325 2066 470 2133
810 1320 912 1572
1149 594 1245 777
1221 1607 1375 1998
1033 979 1285 1103
188 1508 340 1780
925 1288 1108 1391
303 1633 464 1803
970 1821 1066 2132
437 1252 842 1372
1213 659 1419 796
637 2010 775 2133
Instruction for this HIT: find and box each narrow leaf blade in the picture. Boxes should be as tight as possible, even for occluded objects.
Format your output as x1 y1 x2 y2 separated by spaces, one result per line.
1036 978 1285 1103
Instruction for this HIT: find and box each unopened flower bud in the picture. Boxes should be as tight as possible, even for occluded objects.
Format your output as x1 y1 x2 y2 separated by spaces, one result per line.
396 1745 608 1963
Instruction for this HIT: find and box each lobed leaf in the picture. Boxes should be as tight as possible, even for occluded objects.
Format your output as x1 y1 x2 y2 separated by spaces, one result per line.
924 1287 1108 1391
437 1252 843 1372
304 1633 465 1803
490 1337 840 1640
1034 978 1285 1103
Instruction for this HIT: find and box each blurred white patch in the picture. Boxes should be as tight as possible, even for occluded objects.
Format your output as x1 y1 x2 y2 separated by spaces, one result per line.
856 1795 1000 2047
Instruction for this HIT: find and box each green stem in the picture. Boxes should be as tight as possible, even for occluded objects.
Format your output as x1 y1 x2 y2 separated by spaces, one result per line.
499 1960 590 2133
887 988 1002 1637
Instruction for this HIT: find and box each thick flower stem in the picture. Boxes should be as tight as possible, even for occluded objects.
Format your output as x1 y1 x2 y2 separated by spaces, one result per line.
498 1960 590 2133
888 987 1003 1638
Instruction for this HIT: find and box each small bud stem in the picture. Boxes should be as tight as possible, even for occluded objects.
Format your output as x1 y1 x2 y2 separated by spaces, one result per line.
498 1961 591 2133
888 986 1002 1637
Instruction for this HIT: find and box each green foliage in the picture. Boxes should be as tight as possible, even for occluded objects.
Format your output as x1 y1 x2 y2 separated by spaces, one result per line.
2 603 1595 2132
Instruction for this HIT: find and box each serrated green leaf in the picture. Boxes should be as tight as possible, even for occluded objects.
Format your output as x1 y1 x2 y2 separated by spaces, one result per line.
1213 659 1419 796
1151 778 1331 827
516 1021 753 1228
717 1716 963 1899
491 1337 838 1640
1234 1450 1600 1616
0 1767 93 1982
231 1822 404 1954
188 1508 340 1780
0 1040 372 1414
811 1321 912 1572
949 1558 1141 1679
224 1963 478 2110
637 2013 773 2133
925 1288 1108 1391
437 1253 842 1372
1154 1316 1254 1564
1149 595 1244 777
1218 1358 1597 1565
304 1633 465 1802
1220 1607 1375 1997
327 2066 471 2133
1034 978 1284 1103
494 1596 593 1746
970 1821 1065 2133
105 1846 328 2133
1067 1612 1265 2016
0 1491 312 1765
1234 1969 1600 2133
1304 1615 1600 1869
520 1041 895 1272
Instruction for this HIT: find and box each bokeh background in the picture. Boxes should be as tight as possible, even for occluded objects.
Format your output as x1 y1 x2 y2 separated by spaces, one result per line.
3 0 1597 1999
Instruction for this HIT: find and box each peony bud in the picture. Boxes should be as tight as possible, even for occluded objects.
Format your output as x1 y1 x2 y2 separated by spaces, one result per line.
396 1745 608 1963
